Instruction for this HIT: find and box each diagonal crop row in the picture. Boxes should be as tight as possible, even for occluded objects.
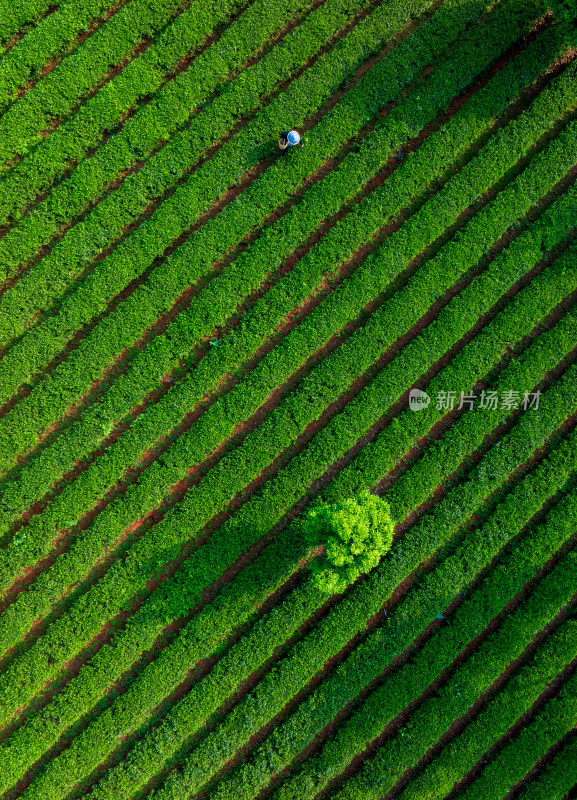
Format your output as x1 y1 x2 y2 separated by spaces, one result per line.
0 0 126 112
325 553 577 800
327 296 577 511
11 573 326 800
2 20 568 590
0 0 442 412
2 2 575 792
337 291 577 541
2 266 576 792
245 622 577 800
0 21 564 520
2 150 575 701
2 26 572 688
15 409 577 800
0 0 257 232
147 283 577 641
102 368 568 800
193 437 577 800
0 0 383 311
0 0 64 49
395 603 577 800
0 0 460 490
57 485 577 800
1 0 544 418
130 434 577 800
0 0 197 172
356 254 577 521
3 178 568 675
3 117 576 685
1 10 560 539
415 660 577 800
384 288 577 522
455 663 577 800
268 490 577 800
4 257 577 795
0 0 365 309
0 0 419 286
7 323 577 785
0 0 510 408
3 208 576 686
516 733 577 800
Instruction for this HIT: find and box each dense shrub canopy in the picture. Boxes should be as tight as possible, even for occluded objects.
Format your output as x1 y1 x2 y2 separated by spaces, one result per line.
548 0 576 35
305 492 395 594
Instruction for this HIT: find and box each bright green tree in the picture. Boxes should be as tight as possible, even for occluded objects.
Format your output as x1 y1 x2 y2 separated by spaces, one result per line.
305 491 395 594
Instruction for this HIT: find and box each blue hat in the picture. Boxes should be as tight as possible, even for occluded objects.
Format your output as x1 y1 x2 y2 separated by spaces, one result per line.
287 130 300 145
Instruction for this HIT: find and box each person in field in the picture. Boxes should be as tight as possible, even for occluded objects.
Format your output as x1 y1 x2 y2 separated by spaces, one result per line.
279 129 303 152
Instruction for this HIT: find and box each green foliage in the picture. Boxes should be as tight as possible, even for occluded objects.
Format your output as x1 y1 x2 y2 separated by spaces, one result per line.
305 493 394 593
272 492 577 800
121 432 577 800
0 0 190 170
2 325 576 798
547 0 576 48
0 0 434 427
1 0 577 795
4 116 576 666
0 0 121 112
457 647 577 800
0 0 564 545
548 0 576 26
0 0 523 535
0 0 330 310
1 2 577 741
2 235 576 799
398 605 577 800
0 0 253 237
517 735 577 800
3 252 576 797
0 0 59 47
331 550 577 800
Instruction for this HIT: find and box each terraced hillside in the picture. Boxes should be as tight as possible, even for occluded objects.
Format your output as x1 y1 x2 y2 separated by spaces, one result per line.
0 0 576 798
